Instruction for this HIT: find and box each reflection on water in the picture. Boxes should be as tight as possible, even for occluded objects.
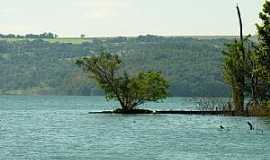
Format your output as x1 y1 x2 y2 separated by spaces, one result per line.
0 96 269 160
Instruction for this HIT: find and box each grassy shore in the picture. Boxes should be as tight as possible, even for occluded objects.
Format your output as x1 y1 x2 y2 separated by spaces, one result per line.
247 104 270 117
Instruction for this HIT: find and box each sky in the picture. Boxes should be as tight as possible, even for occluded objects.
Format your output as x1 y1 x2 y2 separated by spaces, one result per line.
0 0 265 37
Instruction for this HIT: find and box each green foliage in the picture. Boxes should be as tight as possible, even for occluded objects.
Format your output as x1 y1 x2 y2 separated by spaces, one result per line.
132 72 169 101
257 1 270 50
255 0 270 101
223 35 268 108
76 53 169 110
223 1 270 110
223 39 245 111
256 1 270 80
257 1 270 78
76 53 122 100
223 40 244 86
0 36 230 96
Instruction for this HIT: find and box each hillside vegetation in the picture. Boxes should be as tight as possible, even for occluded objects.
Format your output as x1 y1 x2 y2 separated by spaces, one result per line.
0 35 231 96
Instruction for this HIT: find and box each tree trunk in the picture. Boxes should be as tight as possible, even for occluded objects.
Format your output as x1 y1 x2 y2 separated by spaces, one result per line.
233 5 245 112
232 84 244 112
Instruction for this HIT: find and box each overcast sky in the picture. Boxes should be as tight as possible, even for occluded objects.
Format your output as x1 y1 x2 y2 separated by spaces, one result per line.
0 0 264 37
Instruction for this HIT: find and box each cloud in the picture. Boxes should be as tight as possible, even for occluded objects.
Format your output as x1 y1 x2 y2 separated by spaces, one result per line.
83 8 117 20
74 0 130 8
73 0 131 20
0 8 17 16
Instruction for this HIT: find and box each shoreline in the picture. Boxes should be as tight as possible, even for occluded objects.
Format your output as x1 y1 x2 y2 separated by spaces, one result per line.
88 110 235 116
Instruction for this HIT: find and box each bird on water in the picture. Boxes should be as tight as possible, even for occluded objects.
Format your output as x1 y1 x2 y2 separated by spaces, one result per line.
247 121 254 130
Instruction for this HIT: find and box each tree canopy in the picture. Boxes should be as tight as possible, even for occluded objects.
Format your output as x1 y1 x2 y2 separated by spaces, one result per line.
76 52 169 111
223 1 270 114
255 0 270 100
0 36 231 96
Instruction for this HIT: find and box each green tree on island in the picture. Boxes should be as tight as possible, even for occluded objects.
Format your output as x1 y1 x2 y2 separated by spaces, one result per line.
255 0 270 101
223 1 270 115
76 52 169 113
223 37 259 106
223 40 245 112
222 5 246 112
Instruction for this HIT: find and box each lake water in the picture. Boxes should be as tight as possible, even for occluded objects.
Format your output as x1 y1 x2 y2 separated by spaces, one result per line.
0 96 269 160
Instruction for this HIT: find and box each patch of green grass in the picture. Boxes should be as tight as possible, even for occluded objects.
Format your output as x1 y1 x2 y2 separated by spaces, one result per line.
46 38 91 44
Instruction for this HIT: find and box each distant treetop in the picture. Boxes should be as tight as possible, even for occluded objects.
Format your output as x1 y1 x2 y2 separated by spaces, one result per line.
0 32 58 39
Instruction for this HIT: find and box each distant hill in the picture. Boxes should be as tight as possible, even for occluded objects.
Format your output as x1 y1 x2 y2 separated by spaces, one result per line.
1 34 256 44
0 35 235 97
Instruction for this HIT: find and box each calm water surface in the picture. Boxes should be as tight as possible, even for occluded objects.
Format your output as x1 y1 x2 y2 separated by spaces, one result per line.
0 96 269 160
